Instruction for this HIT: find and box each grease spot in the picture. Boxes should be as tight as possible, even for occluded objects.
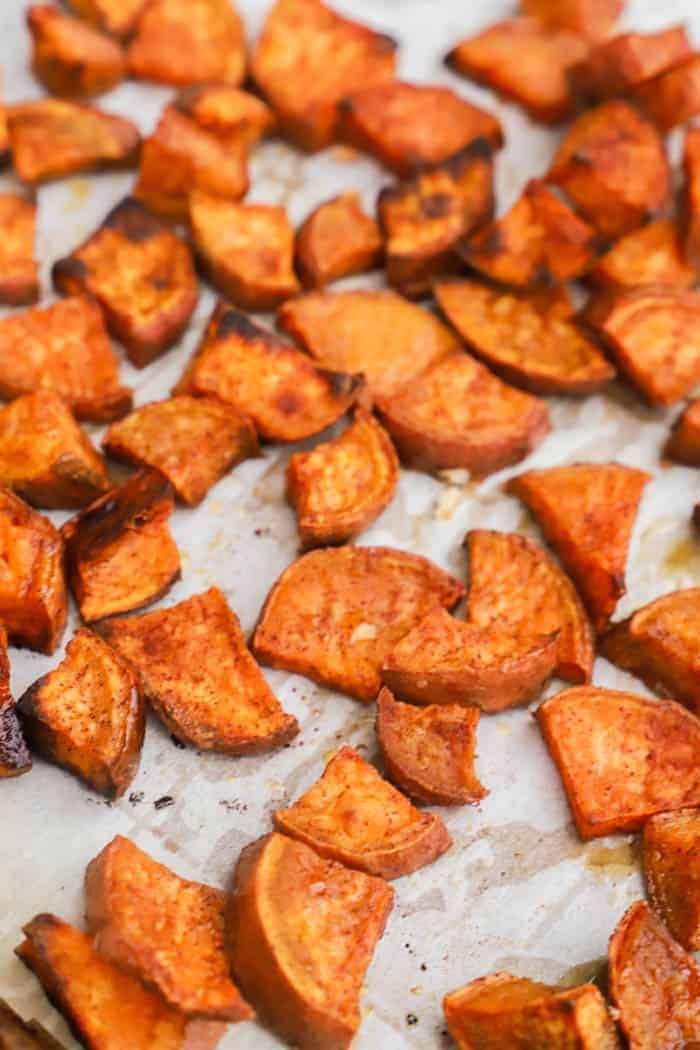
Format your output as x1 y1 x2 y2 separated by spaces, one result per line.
664 536 700 580
561 955 608 991
584 839 640 879
64 177 91 213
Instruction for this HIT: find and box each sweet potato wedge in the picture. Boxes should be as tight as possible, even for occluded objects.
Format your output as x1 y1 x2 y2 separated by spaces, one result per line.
572 27 692 100
53 198 198 367
7 99 139 185
0 192 38 305
666 398 700 464
376 687 486 806
537 686 700 839
644 808 700 952
28 4 126 98
251 0 397 152
227 832 394 1050
252 545 464 702
634 55 700 133
0 624 32 779
98 588 299 753
0 997 65 1049
176 85 274 150
509 463 650 633
296 192 382 289
62 470 180 623
274 745 451 879
189 194 299 310
684 128 700 268
286 409 398 548
547 100 670 239
64 0 147 40
588 219 696 293
86 835 252 1022
340 80 503 178
521 0 622 42
16 914 227 1050
435 278 614 396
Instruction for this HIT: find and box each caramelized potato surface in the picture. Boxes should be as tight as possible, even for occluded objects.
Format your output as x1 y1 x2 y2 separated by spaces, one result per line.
64 0 146 40
28 4 126 98
296 192 382 289
176 84 274 150
521 0 623 42
643 808 700 951
588 219 696 293
0 192 38 305
573 27 692 99
634 54 700 132
128 0 246 86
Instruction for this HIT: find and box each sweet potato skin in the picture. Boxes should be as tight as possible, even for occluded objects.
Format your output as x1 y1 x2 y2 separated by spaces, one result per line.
28 4 126 98
666 398 700 464
0 192 38 305
643 809 700 952
0 997 65 1049
684 128 700 268
587 219 696 293
296 192 382 289
634 55 700 133
521 0 623 42
0 624 32 779
573 27 692 100
64 0 147 40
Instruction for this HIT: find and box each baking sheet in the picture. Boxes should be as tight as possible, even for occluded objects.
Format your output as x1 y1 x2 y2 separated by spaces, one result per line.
1 1 700 1046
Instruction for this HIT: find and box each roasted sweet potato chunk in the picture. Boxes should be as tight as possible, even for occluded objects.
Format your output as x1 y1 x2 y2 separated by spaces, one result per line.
228 832 393 1050
435 279 614 396
573 27 692 100
0 998 65 1049
7 99 139 185
634 55 700 133
547 100 670 239
286 410 398 548
53 198 198 367
684 128 700 268
189 194 298 310
252 545 463 702
0 624 31 779
509 463 650 633
340 80 503 178
0 192 38 305
588 219 696 293
644 809 700 952
537 686 700 839
521 0 622 42
86 835 252 1022
64 0 146 40
0 94 8 165
176 84 274 150
28 4 126 98
98 588 298 753
296 192 382 289
62 470 180 623
666 398 700 464
274 746 451 879
17 914 226 1050
251 0 397 151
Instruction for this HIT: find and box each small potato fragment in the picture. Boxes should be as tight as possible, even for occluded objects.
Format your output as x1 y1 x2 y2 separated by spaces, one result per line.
644 809 700 951
634 55 700 133
176 84 274 150
588 219 696 293
286 410 398 547
509 463 650 633
62 470 180 623
376 687 486 805
0 997 65 1049
274 746 451 879
0 192 38 305
86 835 253 1022
64 0 146 40
684 128 700 268
0 624 32 779
53 197 199 367
296 192 382 289
98 588 299 754
573 27 692 100
666 398 700 464
28 4 126 99
18 627 144 798
227 832 394 1050
189 194 299 311
521 0 623 42
252 545 464 702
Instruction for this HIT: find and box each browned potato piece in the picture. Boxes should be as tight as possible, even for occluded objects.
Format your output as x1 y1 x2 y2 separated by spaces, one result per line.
252 545 464 702
16 914 227 1050
0 490 67 654
7 99 139 185
376 687 486 805
573 27 692 100
588 219 696 293
521 0 623 42
0 192 38 305
227 832 394 1050
435 279 614 395
286 410 398 548
634 55 700 133
0 997 65 1049
0 624 32 779
684 128 700 268
644 809 700 951
509 463 650 633
53 198 198 367
547 100 670 239
537 686 700 839
98 588 299 753
666 398 700 464
86 835 253 1022
28 4 126 98
18 627 144 798
340 80 503 178
189 194 299 310
251 0 397 152
274 746 451 879
62 470 180 623
176 84 274 150
128 0 246 87
296 192 382 289
64 0 147 40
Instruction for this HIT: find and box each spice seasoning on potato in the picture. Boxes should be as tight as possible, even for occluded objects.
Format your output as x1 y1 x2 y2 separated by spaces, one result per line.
0 625 32 780
643 808 700 951
588 219 696 293
296 192 382 289
28 4 126 98
0 192 38 306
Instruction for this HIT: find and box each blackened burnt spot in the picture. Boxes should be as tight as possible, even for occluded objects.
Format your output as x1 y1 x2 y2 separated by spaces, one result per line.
571 151 592 167
322 370 364 401
533 262 555 289
469 226 503 259
461 136 493 162
421 194 453 219
52 256 87 287
66 470 172 560
217 307 268 343
0 704 31 775
150 272 171 290
103 197 161 243
276 390 302 416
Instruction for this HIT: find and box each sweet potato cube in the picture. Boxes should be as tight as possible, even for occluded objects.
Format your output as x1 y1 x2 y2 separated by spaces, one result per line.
98 588 299 753
286 410 398 548
435 279 614 396
274 745 451 879
573 27 692 100
537 686 700 839
296 192 382 289
634 55 700 133
227 832 394 1050
53 197 198 367
666 398 700 464
644 809 700 951
189 194 299 311
521 0 623 42
62 470 180 623
16 914 227 1050
64 0 146 40
0 998 65 1049
684 128 700 268
252 545 464 702
0 192 38 305
7 99 139 185
251 0 397 152
547 100 670 239
509 463 650 632
0 625 32 779
86 835 252 1021
588 219 696 293
28 4 126 98
176 84 274 150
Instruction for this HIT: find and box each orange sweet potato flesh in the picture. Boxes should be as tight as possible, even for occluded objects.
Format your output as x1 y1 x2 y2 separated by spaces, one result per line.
0 624 32 779
435 279 614 396
176 85 274 150
509 463 650 633
376 687 486 806
98 587 299 754
251 0 397 152
28 4 126 98
286 410 398 548
634 55 700 133
0 997 65 1049
644 808 700 952
227 832 394 1050
0 192 38 305
521 0 623 42
86 835 252 1022
537 686 700 839
64 0 147 40
16 914 226 1050
53 198 199 367
588 219 696 293
684 128 700 268
573 27 692 100
609 900 700 1049
274 745 451 879
296 192 382 289
666 398 700 464
62 469 180 623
